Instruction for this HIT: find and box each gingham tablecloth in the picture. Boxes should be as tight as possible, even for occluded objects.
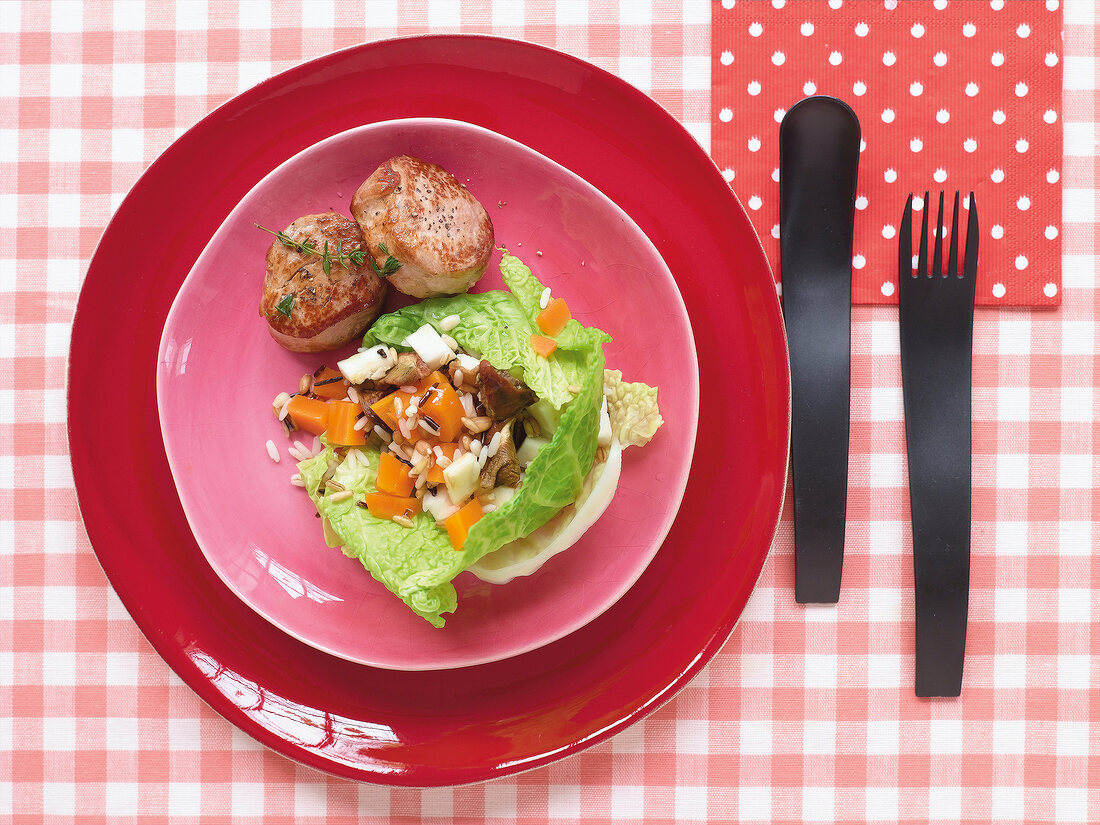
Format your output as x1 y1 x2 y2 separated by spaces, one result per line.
3 1 1098 822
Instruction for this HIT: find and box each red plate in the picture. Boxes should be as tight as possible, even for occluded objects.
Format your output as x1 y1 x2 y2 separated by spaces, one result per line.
70 35 790 785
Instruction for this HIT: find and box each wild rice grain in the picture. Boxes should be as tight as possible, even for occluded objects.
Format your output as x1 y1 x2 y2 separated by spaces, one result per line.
454 369 464 387
539 287 551 310
397 418 412 440
373 425 392 443
347 386 359 404
265 440 280 462
393 397 404 418
353 414 369 431
299 373 312 394
486 431 503 459
442 334 458 351
440 314 461 332
392 514 415 528
400 385 418 394
290 473 305 487
329 490 353 503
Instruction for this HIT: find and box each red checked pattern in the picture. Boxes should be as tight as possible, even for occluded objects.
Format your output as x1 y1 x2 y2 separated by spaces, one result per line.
711 0 1064 306
2 1 1098 823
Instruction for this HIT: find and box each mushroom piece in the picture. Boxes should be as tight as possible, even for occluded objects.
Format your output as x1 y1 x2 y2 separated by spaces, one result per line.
478 360 537 421
479 422 522 492
381 351 432 386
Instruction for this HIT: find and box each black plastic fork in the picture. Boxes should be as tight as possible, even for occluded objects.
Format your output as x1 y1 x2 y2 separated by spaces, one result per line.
898 191 978 697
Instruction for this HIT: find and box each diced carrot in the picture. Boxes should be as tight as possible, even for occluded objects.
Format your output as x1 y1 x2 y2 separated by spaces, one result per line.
375 450 415 497
530 334 558 358
325 399 367 446
363 492 422 521
370 371 465 443
536 297 571 336
425 443 461 485
310 366 349 400
285 394 330 436
444 498 484 550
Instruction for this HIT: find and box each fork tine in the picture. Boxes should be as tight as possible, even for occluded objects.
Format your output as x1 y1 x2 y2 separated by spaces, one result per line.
900 193 913 277
948 191 960 277
963 192 979 280
932 191 945 277
916 190 930 277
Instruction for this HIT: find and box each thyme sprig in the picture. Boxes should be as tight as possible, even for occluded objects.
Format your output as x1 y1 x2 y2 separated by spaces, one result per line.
256 224 401 278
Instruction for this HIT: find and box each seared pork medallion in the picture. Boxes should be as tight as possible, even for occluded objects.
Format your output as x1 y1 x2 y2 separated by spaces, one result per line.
260 212 387 352
351 155 494 298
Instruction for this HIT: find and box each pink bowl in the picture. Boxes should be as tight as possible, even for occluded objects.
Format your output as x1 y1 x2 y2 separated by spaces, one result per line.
157 119 698 670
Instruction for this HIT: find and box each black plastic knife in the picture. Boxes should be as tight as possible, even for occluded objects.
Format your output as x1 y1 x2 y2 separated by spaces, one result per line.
779 96 861 603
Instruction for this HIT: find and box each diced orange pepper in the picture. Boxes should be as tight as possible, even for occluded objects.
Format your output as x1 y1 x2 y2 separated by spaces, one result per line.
325 399 367 446
530 335 558 358
536 297 571 337
363 492 422 521
370 371 465 443
375 450 415 497
425 443 461 485
444 498 484 550
285 394 330 436
310 366 349 400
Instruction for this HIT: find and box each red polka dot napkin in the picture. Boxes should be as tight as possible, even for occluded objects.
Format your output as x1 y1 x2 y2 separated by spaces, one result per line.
712 0 1063 306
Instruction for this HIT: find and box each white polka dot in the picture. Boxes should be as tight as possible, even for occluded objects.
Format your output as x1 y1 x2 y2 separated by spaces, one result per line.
748 80 762 96
801 21 814 36
722 168 735 182
884 168 898 183
965 138 978 153
911 23 925 38
1047 169 1060 183
855 196 868 210
773 108 786 124
1043 282 1058 298
748 136 761 152
884 0 898 8
992 283 1006 299
771 224 781 239
992 110 1007 125
1016 138 1029 153
882 224 896 239
772 0 786 7
853 81 867 96
911 254 919 268
913 195 924 210
991 167 1005 182
721 0 735 7
829 0 843 8
1047 0 1060 10
860 139 867 152
990 0 1005 10
720 50 734 66
1015 255 1028 270
1046 52 1059 67
719 107 733 122
1044 109 1058 123
934 52 948 67
991 52 1005 67
910 81 924 96
881 281 896 297
1017 23 1031 38
934 0 948 9
855 22 869 36
934 168 947 183
853 254 866 269
804 81 817 95
991 224 1004 239
910 137 923 152
829 51 843 66
1017 195 1031 211
749 21 764 37
772 51 786 66
883 51 897 66
771 167 780 182
966 82 979 96
937 109 950 124
963 22 977 37
1045 225 1058 240
1015 82 1029 97
882 108 895 123
748 195 763 210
